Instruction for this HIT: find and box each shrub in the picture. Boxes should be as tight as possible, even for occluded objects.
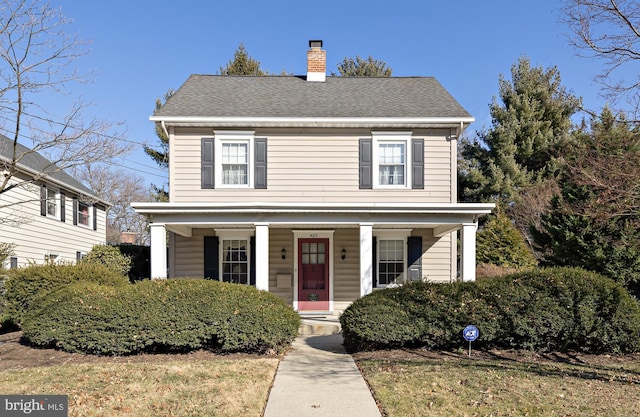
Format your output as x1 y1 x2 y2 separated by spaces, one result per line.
341 267 640 353
81 245 132 277
4 263 129 326
116 244 150 281
22 279 300 356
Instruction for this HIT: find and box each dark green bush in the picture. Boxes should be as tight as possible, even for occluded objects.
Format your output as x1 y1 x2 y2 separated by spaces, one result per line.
81 245 132 277
22 279 300 356
4 263 129 326
341 267 640 353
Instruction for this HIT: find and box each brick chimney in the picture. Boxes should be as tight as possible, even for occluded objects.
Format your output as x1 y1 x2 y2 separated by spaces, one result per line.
306 40 326 82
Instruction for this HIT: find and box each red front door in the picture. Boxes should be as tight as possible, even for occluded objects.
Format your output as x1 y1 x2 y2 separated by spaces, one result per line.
298 238 329 311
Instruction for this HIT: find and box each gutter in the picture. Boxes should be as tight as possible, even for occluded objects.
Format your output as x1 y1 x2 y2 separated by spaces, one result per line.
149 116 475 129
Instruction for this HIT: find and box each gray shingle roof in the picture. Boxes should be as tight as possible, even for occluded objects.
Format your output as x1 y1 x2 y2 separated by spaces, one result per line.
154 75 471 119
0 134 96 197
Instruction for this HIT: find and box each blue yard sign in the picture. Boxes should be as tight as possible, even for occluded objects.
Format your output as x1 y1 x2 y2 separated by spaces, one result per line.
463 325 479 342
462 325 479 357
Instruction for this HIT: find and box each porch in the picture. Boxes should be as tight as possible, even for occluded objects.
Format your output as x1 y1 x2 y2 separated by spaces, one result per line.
133 202 495 313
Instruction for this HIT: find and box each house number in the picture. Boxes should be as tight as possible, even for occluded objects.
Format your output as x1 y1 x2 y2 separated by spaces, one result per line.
309 233 318 238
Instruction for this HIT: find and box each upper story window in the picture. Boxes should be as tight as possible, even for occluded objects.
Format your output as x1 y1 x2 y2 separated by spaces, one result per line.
221 142 249 185
373 132 411 188
46 187 58 217
360 132 424 190
202 132 267 190
77 201 91 227
215 131 253 188
378 143 406 186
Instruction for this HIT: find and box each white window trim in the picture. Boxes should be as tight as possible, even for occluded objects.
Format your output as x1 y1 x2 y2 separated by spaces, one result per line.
215 229 253 285
372 131 412 189
214 130 255 189
76 201 93 228
46 186 60 220
374 229 412 288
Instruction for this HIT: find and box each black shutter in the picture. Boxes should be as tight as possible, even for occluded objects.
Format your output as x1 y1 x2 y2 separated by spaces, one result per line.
372 236 377 288
412 139 424 189
72 198 78 225
250 236 256 286
204 236 219 279
407 236 423 281
201 138 215 189
60 192 66 222
93 206 97 230
254 138 267 189
359 138 373 189
40 184 46 216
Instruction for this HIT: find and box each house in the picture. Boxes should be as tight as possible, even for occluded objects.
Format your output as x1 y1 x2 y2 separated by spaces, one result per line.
132 41 494 314
0 135 108 268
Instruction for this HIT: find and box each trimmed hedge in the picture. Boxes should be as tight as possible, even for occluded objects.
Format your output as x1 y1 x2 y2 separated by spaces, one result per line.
22 279 300 356
4 263 129 326
340 267 640 353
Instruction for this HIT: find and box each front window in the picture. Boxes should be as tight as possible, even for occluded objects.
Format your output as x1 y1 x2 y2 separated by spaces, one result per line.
46 187 58 217
378 143 405 185
214 131 254 188
222 239 249 284
222 142 248 185
378 239 405 286
372 132 412 188
78 202 91 226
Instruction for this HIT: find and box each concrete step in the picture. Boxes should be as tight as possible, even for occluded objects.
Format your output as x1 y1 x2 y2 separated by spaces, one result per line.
299 316 341 336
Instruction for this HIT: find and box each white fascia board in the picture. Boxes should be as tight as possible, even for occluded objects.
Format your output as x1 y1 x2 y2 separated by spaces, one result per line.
149 116 475 128
132 201 495 215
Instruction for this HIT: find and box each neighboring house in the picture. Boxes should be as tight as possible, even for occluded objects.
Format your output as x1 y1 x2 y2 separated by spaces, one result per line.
0 135 108 268
133 41 494 313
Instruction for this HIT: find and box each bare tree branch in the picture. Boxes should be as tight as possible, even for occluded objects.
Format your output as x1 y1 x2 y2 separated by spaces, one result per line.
0 0 130 212
563 0 640 117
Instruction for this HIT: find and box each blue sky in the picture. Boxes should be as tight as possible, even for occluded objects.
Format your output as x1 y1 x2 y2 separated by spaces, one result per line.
51 0 612 188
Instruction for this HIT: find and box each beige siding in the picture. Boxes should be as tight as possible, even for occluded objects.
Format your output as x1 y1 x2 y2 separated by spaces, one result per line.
0 174 107 268
169 127 453 203
333 229 360 306
269 229 294 305
173 229 208 278
416 229 455 283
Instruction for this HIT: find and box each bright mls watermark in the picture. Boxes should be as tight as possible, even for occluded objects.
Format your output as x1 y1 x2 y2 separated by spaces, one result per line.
1 395 67 416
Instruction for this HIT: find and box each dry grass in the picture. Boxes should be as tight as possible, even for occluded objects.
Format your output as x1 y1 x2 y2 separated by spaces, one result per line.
0 359 279 417
359 354 640 417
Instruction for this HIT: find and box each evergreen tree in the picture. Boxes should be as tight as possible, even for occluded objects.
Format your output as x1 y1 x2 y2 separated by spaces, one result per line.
218 43 265 76
532 108 640 296
144 89 173 202
333 55 392 77
459 57 581 204
476 210 537 268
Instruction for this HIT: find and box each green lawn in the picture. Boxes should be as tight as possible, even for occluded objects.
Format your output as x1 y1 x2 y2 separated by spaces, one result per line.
358 352 640 417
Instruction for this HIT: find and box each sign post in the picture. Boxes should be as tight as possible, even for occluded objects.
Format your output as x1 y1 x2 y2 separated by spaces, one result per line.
462 325 479 357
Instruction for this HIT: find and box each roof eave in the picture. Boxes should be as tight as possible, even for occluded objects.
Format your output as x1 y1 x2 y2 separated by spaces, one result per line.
1 155 110 207
149 116 475 129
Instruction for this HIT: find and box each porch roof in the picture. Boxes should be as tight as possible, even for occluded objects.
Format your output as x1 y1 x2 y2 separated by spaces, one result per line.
132 201 495 237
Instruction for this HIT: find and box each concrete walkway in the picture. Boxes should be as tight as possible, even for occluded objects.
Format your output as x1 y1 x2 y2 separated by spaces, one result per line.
263 333 382 417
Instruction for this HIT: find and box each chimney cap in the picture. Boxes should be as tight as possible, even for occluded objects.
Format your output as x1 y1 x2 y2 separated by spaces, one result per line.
309 40 323 48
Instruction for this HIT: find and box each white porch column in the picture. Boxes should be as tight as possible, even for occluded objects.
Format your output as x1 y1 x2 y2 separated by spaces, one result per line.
360 223 374 296
460 222 478 282
149 223 167 279
255 223 269 291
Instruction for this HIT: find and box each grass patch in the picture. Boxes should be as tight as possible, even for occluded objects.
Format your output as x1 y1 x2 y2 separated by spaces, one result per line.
358 354 640 416
0 359 279 417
